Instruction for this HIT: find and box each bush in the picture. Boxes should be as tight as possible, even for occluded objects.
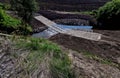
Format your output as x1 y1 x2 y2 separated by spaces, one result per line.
0 7 21 32
15 37 74 77
0 8 32 35
0 2 11 10
95 0 120 29
10 0 38 23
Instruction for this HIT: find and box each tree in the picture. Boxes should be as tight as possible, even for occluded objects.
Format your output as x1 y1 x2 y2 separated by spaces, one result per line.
11 0 38 23
95 0 120 29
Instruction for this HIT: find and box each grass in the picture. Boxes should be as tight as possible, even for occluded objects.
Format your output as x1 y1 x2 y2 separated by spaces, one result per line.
0 2 11 10
0 7 21 28
68 11 93 15
69 10 97 16
13 36 74 78
74 11 93 15
0 6 32 35
82 51 119 68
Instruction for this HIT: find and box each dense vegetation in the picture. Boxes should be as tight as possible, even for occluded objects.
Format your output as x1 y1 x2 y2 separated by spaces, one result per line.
0 2 10 9
0 1 74 77
38 0 110 5
0 3 32 35
11 0 38 23
95 0 120 29
0 7 21 29
37 0 110 11
0 0 120 78
13 36 74 78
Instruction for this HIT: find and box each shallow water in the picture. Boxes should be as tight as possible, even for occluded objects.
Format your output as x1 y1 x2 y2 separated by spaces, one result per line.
32 24 93 38
57 24 93 30
32 28 58 38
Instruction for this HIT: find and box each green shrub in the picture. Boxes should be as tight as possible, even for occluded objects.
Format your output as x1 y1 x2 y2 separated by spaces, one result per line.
0 7 21 29
95 0 120 29
0 8 32 34
10 0 38 23
14 23 33 35
15 37 74 78
0 2 11 10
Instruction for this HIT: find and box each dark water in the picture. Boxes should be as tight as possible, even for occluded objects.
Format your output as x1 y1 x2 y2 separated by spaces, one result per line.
32 24 93 38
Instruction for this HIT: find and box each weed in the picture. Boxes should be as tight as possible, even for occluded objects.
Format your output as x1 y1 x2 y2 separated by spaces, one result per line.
82 51 119 68
14 37 73 77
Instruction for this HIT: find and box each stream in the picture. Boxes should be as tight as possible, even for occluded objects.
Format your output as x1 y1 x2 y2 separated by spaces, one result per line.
32 24 93 38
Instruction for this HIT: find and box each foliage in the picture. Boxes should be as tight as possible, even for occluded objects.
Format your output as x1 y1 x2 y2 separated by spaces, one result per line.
82 51 119 68
15 37 74 78
95 0 120 29
75 11 94 15
10 0 38 23
0 8 32 35
0 2 11 10
0 8 21 29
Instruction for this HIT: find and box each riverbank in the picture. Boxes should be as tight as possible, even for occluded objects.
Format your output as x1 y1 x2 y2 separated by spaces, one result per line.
1 33 120 78
36 11 120 59
45 10 120 69
38 0 108 11
1 9 120 78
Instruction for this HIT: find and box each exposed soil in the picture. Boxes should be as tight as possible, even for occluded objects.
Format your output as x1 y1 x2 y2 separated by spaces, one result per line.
33 10 120 77
39 10 93 20
38 1 108 11
68 49 120 78
1 10 120 78
1 35 120 78
40 10 120 65
39 10 97 27
50 31 120 63
31 18 48 33
38 10 120 65
0 36 26 78
49 29 120 78
54 19 89 26
94 30 120 40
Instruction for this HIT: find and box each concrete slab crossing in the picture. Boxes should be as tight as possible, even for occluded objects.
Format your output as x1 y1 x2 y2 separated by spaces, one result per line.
34 15 102 41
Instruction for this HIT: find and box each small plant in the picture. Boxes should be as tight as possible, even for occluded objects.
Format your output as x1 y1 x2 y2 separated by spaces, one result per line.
82 51 119 68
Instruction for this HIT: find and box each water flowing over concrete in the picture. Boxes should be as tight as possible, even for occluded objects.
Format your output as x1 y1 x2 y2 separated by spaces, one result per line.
34 14 102 41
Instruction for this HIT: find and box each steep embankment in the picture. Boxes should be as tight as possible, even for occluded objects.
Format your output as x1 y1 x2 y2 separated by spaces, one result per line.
38 0 110 11
0 35 72 78
0 32 120 78
50 30 120 65
38 0 110 4
0 0 110 11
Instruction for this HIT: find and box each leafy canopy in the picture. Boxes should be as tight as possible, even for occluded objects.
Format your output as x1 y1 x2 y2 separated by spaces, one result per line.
11 0 38 23
96 0 120 29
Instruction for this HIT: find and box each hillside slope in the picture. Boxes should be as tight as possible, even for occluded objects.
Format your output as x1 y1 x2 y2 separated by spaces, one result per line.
0 32 120 78
38 0 111 11
0 0 111 11
38 0 110 4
